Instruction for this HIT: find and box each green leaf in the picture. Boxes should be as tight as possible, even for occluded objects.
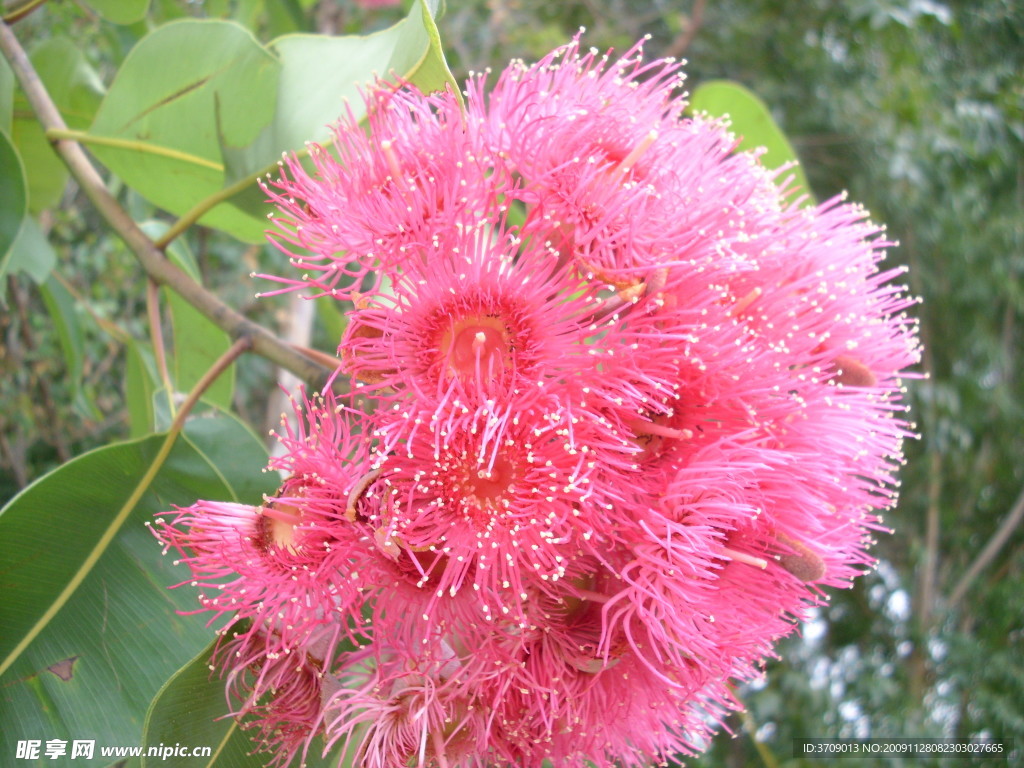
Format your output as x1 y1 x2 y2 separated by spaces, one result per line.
10 113 67 213
0 56 13 133
38 274 85 392
84 0 151 25
0 411 277 763
142 624 351 768
140 622 263 768
29 37 105 127
316 296 348 350
87 0 455 242
126 340 158 438
265 0 456 158
88 20 278 242
5 215 58 284
689 80 815 203
11 37 105 212
166 292 236 410
0 128 27 277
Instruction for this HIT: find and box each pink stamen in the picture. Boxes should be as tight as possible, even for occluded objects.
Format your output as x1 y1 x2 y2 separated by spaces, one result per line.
719 547 769 570
728 286 762 317
261 506 301 525
380 139 404 183
431 729 450 768
575 587 611 604
635 421 693 441
616 129 659 174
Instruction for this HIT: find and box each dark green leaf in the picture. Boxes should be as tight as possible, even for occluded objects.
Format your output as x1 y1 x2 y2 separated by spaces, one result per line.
38 274 84 392
140 623 259 768
0 128 27 277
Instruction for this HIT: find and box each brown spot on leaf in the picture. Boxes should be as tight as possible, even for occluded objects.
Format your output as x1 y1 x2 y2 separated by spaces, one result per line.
47 656 79 682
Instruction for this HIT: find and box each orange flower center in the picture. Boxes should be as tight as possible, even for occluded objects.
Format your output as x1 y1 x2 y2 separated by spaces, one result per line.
261 502 303 554
439 315 512 381
464 453 517 505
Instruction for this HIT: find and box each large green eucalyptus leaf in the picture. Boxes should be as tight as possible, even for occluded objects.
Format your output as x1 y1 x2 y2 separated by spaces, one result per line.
0 411 277 767
142 626 355 768
87 20 277 241
690 80 815 204
139 624 257 768
0 128 27 276
86 0 455 242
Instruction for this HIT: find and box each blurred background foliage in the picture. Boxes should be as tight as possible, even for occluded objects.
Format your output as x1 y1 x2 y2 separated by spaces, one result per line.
1 0 1021 766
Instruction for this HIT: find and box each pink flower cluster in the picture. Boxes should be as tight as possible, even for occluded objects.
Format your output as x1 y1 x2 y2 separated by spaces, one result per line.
155 39 919 768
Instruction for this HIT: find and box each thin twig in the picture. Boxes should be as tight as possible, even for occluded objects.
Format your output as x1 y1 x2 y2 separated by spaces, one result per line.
0 19 330 384
45 128 224 170
663 0 707 60
905 228 939 699
153 168 276 250
146 278 175 415
1 0 47 24
947 484 1024 611
729 685 780 768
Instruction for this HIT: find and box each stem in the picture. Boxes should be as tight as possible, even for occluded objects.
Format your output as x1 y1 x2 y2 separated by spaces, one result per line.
947 483 1024 611
153 146 310 250
1 0 48 24
728 684 780 768
0 337 252 680
664 0 707 59
903 228 937 701
45 128 224 171
147 278 175 415
431 729 450 768
0 19 330 384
